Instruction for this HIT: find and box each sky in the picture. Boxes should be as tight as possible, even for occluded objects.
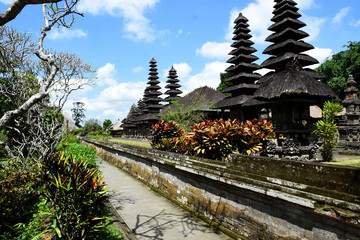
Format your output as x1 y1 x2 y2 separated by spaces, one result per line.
1 0 360 124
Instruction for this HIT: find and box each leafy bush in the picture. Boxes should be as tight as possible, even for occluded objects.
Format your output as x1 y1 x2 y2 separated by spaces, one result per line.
151 120 185 146
152 119 276 160
314 101 343 162
231 119 276 155
0 159 43 238
73 128 84 136
86 130 110 141
62 143 97 168
190 119 236 160
42 152 109 240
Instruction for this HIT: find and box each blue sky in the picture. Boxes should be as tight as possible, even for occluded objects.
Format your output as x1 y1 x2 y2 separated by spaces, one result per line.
1 0 360 124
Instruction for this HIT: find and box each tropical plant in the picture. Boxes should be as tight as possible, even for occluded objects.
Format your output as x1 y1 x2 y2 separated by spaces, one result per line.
190 119 236 160
160 93 214 131
231 118 276 155
0 158 43 238
151 120 185 146
314 101 343 162
42 152 109 240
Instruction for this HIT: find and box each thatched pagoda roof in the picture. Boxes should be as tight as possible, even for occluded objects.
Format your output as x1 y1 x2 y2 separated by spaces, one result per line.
163 66 183 104
255 0 338 103
254 68 338 101
163 86 226 114
217 13 262 109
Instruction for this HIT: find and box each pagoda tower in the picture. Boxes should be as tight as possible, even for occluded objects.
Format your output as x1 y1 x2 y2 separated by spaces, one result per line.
137 58 163 136
215 13 263 121
163 66 182 104
254 0 337 145
143 58 163 114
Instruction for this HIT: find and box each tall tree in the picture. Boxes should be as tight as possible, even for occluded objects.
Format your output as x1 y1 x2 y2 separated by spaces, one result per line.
103 119 112 130
71 101 85 128
316 41 360 99
0 0 89 131
0 1 95 161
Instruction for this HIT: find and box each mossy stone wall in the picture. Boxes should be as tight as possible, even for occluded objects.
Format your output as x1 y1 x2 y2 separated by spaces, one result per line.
84 138 360 240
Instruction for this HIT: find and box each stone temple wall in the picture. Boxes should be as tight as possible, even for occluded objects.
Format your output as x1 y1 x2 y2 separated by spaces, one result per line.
83 138 360 240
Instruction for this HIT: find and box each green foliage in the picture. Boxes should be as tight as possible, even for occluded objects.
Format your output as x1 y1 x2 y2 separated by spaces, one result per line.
151 119 276 161
73 128 84 135
316 41 360 98
62 143 97 168
86 130 111 141
160 94 214 131
314 101 343 162
42 152 109 240
71 101 86 128
0 159 43 239
84 119 102 133
103 119 112 130
57 134 97 168
216 72 233 96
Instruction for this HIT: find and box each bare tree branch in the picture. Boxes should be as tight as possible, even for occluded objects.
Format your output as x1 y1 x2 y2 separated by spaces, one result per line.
0 0 63 26
0 1 95 161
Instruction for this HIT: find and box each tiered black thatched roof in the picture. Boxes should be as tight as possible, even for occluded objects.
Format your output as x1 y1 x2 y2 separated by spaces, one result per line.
216 13 264 112
163 66 182 104
139 58 163 121
254 0 337 102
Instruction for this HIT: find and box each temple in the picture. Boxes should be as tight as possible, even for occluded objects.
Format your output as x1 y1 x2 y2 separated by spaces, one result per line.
163 67 183 105
215 13 264 121
253 0 338 160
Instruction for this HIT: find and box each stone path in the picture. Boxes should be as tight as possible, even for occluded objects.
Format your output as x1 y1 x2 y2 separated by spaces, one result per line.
100 159 231 240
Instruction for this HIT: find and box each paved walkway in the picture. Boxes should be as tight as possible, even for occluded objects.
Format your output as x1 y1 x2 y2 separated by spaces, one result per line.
100 160 231 240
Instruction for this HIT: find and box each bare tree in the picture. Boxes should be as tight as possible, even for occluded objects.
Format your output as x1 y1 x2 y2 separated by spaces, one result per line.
0 0 84 130
0 0 65 26
0 0 95 161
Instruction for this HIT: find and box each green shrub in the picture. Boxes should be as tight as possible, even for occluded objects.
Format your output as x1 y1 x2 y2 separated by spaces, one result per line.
314 101 343 162
42 152 109 240
0 159 43 238
61 143 97 168
86 130 110 141
73 128 84 136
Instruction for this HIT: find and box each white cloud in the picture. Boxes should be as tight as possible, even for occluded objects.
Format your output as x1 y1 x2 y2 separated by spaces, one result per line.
333 7 351 24
226 0 273 44
96 63 118 86
196 42 231 60
184 61 230 90
48 28 86 40
132 66 144 73
98 82 145 102
77 0 160 42
162 63 192 79
351 19 360 27
302 15 327 42
297 0 316 10
305 47 333 69
173 63 192 79
102 109 123 118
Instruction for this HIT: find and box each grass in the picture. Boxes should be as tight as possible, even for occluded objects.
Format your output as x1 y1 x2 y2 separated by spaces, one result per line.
327 159 360 168
109 138 152 149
